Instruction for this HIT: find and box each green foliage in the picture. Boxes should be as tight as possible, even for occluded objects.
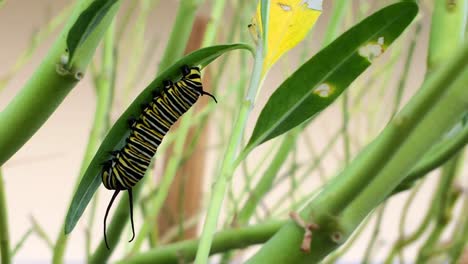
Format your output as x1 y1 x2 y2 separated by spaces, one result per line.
245 2 418 151
1 0 468 263
64 44 252 234
66 0 119 66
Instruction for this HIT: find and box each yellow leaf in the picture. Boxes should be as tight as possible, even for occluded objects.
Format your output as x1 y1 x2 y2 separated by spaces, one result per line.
251 0 323 74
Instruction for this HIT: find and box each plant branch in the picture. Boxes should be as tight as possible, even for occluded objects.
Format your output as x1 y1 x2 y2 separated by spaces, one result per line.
0 0 122 166
246 42 468 264
158 0 203 72
52 19 117 264
0 169 11 264
119 221 284 264
195 42 265 264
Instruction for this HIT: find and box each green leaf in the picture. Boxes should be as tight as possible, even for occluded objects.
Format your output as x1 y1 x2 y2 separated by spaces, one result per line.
66 0 118 65
245 2 418 150
64 43 253 234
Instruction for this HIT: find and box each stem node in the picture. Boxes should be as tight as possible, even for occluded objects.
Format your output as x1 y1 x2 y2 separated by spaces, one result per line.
290 212 320 253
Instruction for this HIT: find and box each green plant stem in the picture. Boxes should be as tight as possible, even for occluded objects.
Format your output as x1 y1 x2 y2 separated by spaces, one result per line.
89 184 144 264
201 0 226 47
392 23 421 115
322 214 372 264
237 130 298 225
384 181 435 264
340 59 468 242
158 0 203 72
398 180 424 243
194 42 265 264
31 216 54 250
448 192 468 263
121 0 153 103
52 20 116 264
415 154 463 263
0 169 11 264
0 4 71 93
246 42 468 264
10 228 33 257
341 93 351 164
118 220 283 264
322 1 350 46
428 0 467 70
392 0 468 193
362 203 386 264
0 0 121 166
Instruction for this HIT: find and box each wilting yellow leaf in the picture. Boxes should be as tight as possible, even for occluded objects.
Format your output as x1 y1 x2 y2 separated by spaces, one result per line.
251 0 323 74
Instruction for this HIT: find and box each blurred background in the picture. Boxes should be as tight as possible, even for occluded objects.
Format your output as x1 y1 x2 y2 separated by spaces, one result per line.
0 0 467 263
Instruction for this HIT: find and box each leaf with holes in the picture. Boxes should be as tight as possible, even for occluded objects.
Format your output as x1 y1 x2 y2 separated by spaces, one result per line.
245 2 418 152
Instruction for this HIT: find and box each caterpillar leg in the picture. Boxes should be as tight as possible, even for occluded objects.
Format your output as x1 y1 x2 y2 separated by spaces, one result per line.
163 80 173 89
181 65 190 76
128 188 135 242
128 117 137 128
108 150 120 157
104 190 120 250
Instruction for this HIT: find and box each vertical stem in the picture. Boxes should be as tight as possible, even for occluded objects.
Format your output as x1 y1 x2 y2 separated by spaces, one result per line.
158 0 203 72
322 1 351 46
415 154 463 263
194 43 264 264
0 169 11 264
201 0 226 47
341 93 351 164
362 203 386 264
52 20 116 264
448 190 468 263
0 0 121 166
392 23 421 116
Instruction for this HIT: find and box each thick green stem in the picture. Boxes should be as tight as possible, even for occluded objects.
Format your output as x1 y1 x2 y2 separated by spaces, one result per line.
158 0 203 72
246 42 468 264
394 120 468 193
52 20 116 264
341 63 468 237
119 221 283 264
194 43 265 264
0 169 11 264
0 0 121 166
428 0 467 70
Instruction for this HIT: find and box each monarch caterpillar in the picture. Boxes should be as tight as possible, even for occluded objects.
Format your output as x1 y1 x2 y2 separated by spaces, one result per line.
101 65 216 249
